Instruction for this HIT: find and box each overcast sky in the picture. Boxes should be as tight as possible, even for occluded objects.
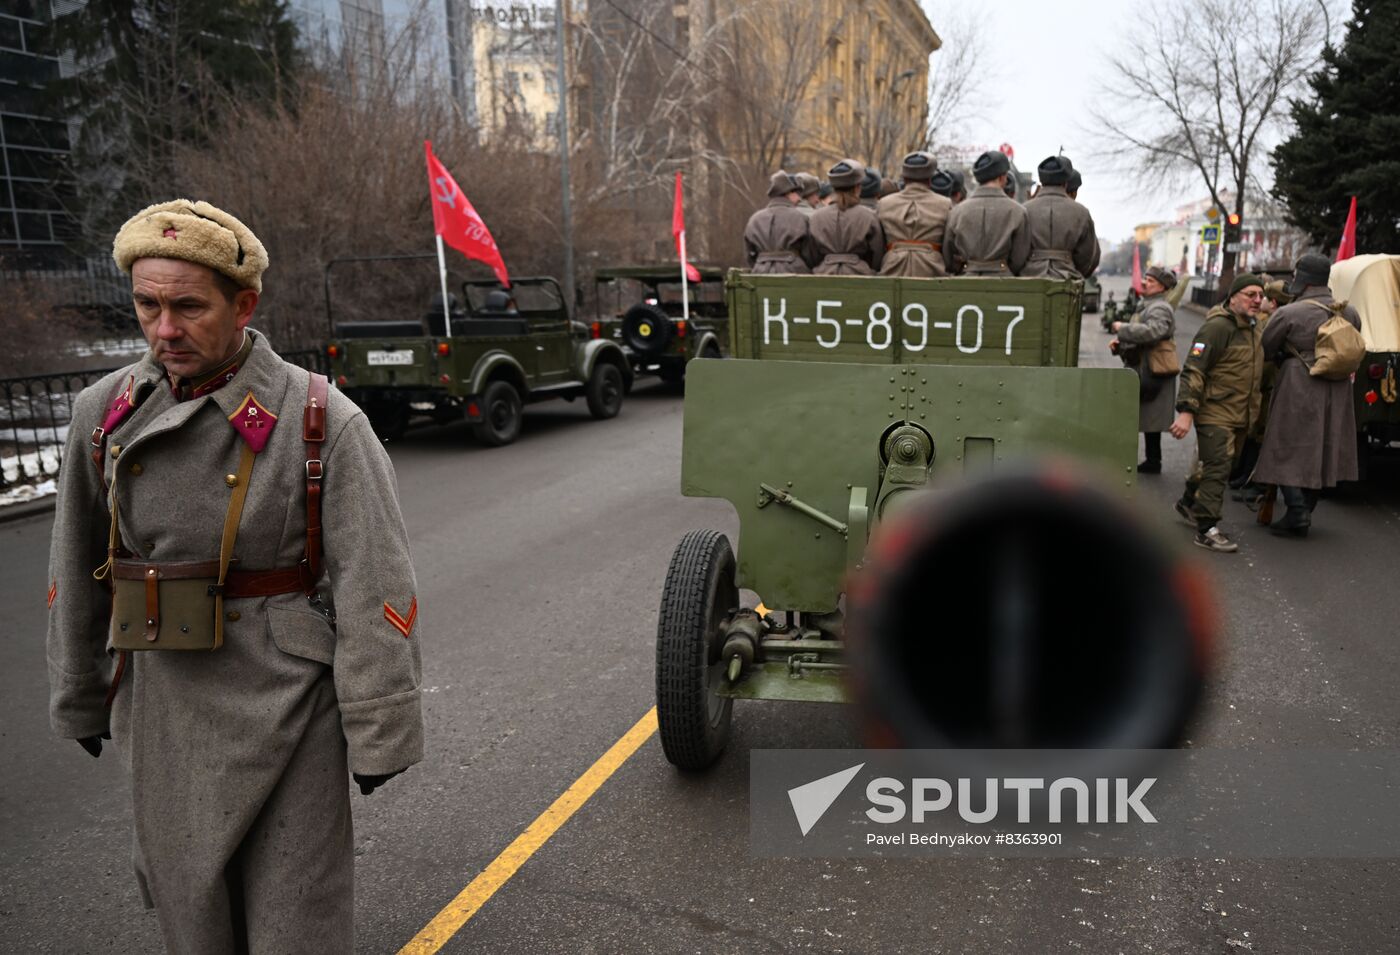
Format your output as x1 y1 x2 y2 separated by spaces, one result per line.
918 0 1340 242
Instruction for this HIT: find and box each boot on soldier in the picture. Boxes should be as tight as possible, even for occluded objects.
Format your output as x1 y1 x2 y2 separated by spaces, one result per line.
1271 486 1313 537
1139 432 1162 474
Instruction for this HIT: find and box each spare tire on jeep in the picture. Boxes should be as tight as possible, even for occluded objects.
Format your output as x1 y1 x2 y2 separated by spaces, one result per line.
621 303 673 356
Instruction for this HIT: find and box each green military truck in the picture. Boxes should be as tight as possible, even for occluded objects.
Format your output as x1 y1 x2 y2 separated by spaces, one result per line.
324 258 631 446
655 271 1214 770
594 265 728 383
1329 254 1400 466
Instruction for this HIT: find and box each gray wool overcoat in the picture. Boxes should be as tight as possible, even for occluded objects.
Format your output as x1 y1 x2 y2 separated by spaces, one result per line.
1254 288 1362 488
46 330 424 954
1115 294 1178 433
942 185 1031 275
1021 185 1100 279
744 199 816 274
810 203 885 274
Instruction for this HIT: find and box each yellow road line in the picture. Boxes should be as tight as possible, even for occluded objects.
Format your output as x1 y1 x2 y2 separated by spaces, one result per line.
398 707 659 954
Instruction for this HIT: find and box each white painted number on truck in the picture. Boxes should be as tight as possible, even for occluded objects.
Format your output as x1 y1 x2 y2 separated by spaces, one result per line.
761 297 1030 356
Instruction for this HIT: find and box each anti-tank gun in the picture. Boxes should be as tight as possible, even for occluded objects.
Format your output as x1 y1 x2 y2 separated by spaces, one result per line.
656 273 1215 770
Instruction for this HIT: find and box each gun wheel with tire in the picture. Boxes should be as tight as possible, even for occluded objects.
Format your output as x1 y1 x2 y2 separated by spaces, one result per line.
472 380 523 447
585 361 624 419
656 529 738 770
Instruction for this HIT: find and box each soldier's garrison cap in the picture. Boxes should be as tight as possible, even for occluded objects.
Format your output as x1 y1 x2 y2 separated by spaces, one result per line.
973 150 1011 183
900 151 937 182
113 199 268 293
767 170 801 198
860 168 883 199
1037 155 1073 186
827 159 865 189
1144 265 1178 290
1067 169 1083 193
795 172 821 197
1288 252 1332 294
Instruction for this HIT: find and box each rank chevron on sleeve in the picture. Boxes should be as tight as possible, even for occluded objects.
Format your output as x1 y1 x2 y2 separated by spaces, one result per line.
384 597 418 638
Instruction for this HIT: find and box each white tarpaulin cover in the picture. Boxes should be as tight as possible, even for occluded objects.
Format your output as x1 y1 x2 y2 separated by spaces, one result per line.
1329 254 1400 352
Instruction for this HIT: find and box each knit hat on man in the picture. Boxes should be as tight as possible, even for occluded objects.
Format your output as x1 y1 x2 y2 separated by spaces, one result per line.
113 199 269 292
827 159 865 190
1229 272 1264 297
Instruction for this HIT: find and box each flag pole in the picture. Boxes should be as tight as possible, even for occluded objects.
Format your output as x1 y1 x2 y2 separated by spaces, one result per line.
435 234 452 337
679 229 690 324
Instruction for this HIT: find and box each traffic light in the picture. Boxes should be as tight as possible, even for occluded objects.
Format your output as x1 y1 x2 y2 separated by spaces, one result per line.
1224 212 1243 243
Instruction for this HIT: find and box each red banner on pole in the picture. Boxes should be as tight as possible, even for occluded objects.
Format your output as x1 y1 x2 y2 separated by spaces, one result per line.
425 140 510 288
672 172 701 283
1335 196 1357 262
1131 242 1144 294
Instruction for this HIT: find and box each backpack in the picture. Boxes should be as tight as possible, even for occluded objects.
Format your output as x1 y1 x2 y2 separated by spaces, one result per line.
1294 300 1366 381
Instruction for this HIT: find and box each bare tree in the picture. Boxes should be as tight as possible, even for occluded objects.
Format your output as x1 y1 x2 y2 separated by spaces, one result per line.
921 3 987 149
1092 0 1324 287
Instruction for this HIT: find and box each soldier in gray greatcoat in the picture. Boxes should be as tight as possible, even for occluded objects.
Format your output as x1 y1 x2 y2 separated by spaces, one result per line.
810 159 885 275
1110 265 1179 473
744 170 816 273
1023 155 1100 279
942 150 1031 275
1254 253 1363 536
47 199 424 953
877 151 952 278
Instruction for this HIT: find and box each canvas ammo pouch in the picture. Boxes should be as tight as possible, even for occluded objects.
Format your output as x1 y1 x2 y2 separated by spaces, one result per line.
106 443 256 651
1147 336 1181 376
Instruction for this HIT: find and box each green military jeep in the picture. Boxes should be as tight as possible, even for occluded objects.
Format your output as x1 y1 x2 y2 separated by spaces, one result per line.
325 259 631 446
594 265 729 383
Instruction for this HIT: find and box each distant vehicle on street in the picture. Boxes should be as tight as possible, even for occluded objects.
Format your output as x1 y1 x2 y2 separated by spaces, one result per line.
324 257 631 446
593 265 728 384
1328 254 1400 459
1082 275 1101 313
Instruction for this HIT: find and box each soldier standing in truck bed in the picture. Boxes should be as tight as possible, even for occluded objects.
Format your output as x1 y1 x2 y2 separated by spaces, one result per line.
942 150 1030 276
744 170 816 274
877 151 952 278
1023 155 1100 279
810 159 885 275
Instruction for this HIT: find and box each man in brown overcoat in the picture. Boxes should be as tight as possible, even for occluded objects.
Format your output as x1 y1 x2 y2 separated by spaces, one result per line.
46 199 424 953
810 159 885 275
942 150 1031 276
877 151 952 278
1023 155 1100 279
744 170 816 273
1254 253 1362 536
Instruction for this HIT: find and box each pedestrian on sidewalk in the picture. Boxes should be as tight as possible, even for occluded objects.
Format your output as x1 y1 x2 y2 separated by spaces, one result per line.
1253 253 1362 536
1109 265 1178 474
1169 273 1266 552
1230 277 1291 503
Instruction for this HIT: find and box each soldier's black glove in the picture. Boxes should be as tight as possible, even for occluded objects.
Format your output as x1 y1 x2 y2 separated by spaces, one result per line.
353 770 403 796
77 731 112 758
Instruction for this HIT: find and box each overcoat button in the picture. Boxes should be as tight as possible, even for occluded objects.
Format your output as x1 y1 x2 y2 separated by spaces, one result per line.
225 474 239 487
129 463 143 475
227 610 241 622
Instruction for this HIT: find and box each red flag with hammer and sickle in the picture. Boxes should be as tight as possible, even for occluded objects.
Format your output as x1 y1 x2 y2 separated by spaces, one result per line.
425 140 511 288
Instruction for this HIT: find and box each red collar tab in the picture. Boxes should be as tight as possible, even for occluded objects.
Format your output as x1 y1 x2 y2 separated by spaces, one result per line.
99 376 139 435
227 391 278 453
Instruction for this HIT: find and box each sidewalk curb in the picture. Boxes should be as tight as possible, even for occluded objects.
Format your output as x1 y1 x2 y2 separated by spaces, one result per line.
0 496 57 526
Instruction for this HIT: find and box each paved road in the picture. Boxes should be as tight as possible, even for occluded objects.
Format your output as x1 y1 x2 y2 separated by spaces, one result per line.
4 285 1399 953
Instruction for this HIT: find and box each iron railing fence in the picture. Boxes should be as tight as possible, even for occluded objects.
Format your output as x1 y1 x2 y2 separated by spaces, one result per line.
0 349 331 492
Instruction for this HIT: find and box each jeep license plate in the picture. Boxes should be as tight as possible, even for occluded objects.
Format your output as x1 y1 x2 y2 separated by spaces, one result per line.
366 350 414 366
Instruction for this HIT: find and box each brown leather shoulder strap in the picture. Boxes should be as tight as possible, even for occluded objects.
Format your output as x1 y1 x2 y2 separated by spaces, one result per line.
302 373 329 593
